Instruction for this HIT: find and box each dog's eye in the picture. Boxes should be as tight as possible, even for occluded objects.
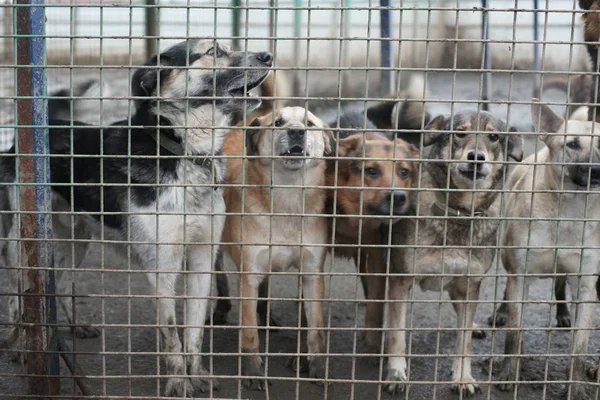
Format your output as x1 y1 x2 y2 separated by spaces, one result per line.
566 141 579 150
488 134 500 142
306 120 315 127
399 167 410 179
455 133 467 138
274 118 284 127
364 167 381 178
206 47 222 57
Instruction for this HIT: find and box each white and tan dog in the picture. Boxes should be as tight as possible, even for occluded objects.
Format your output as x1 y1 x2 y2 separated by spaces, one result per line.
497 99 600 400
219 107 331 390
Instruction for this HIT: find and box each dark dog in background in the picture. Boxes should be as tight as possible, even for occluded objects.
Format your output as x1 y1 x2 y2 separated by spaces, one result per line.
328 75 430 146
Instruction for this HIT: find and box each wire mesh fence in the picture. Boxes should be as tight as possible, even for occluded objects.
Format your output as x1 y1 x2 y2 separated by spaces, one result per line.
1 1 600 399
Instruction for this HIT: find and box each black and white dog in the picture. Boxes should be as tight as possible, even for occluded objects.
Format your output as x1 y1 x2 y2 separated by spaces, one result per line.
1 39 272 397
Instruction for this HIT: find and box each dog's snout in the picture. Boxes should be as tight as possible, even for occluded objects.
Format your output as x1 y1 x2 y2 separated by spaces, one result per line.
392 191 407 207
256 51 273 66
467 151 486 162
590 166 600 180
287 129 306 140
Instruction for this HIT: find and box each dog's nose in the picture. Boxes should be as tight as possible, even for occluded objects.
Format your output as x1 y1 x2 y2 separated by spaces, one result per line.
288 129 305 140
392 192 407 207
467 151 486 162
256 51 273 66
590 165 600 180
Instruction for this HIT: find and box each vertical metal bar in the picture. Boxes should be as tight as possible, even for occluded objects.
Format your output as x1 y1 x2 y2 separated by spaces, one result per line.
145 0 157 57
293 0 302 96
232 0 241 50
269 0 275 53
16 0 56 395
481 0 491 111
380 0 392 95
533 0 540 86
3 0 12 63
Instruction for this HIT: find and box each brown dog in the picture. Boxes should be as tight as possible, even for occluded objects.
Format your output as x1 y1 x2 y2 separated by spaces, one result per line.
218 107 331 389
327 132 419 353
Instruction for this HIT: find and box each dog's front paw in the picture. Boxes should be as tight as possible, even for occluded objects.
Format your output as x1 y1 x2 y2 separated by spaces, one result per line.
451 376 481 397
487 311 507 327
286 355 309 373
191 373 219 393
556 315 572 328
384 367 408 394
308 356 329 386
164 377 195 398
73 325 101 339
242 356 269 391
472 322 487 339
586 363 599 380
496 367 516 392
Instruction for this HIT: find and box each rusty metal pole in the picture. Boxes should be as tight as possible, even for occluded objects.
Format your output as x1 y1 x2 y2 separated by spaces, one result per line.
15 0 58 396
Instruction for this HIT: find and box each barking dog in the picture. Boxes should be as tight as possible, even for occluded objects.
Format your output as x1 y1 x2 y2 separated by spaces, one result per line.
1 39 272 397
219 107 331 389
385 111 523 396
496 100 600 400
326 132 418 353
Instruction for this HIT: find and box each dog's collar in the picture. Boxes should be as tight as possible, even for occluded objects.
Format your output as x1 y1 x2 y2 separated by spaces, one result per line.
145 127 221 189
431 194 485 224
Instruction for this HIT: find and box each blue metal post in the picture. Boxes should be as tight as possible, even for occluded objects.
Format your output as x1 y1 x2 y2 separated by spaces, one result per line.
481 0 491 111
16 0 57 394
380 0 392 95
29 1 58 385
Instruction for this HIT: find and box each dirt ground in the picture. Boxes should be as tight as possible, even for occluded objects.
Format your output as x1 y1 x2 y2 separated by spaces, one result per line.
1 70 600 400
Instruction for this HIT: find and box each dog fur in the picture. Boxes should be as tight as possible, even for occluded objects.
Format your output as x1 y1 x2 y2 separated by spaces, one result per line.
329 74 430 147
580 0 600 122
496 100 600 400
326 132 419 353
0 39 272 397
218 107 331 389
384 111 523 396
490 76 595 329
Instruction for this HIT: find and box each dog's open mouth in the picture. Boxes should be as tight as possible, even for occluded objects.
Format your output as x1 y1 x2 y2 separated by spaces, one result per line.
281 145 308 157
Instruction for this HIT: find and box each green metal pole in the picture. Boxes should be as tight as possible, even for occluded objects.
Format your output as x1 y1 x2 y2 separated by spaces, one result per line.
145 0 157 57
293 0 302 96
232 0 241 51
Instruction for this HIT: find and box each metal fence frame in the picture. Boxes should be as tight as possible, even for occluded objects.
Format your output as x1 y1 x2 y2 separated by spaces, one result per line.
0 1 599 400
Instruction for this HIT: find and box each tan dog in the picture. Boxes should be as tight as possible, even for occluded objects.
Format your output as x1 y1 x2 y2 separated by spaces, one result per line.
385 111 523 396
326 132 419 353
219 107 331 390
496 100 600 400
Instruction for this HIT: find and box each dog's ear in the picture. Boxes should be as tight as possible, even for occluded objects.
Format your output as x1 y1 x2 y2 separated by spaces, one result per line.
245 117 263 156
506 126 524 162
531 98 564 142
422 115 447 146
337 134 365 157
366 101 395 129
321 123 333 156
131 53 174 99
